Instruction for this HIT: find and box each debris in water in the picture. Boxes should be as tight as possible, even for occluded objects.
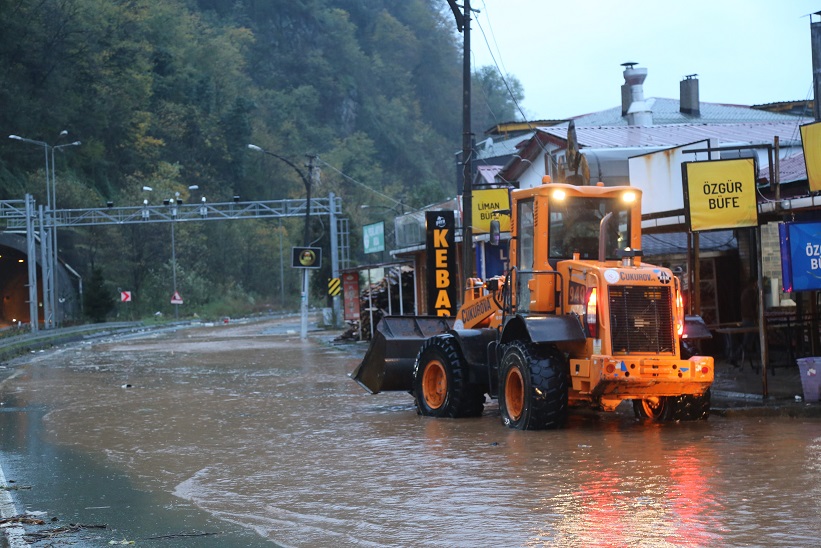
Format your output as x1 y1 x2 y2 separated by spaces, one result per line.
0 514 46 526
23 523 107 542
144 531 224 540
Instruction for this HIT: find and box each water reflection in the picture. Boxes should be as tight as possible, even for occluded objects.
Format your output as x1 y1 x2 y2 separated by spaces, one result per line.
2 320 821 547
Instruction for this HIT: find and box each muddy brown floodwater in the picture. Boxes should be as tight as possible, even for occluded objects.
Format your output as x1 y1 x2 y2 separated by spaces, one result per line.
2 317 821 547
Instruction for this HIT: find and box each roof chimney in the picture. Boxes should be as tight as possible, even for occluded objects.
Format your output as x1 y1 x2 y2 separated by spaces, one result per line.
621 62 652 126
680 74 700 116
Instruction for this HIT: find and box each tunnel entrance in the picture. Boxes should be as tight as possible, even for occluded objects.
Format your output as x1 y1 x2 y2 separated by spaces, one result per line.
0 233 78 328
0 243 38 327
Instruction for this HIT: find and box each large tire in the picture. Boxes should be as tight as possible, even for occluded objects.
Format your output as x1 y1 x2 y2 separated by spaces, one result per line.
633 390 711 422
632 397 676 422
672 389 711 421
498 341 569 430
412 334 485 418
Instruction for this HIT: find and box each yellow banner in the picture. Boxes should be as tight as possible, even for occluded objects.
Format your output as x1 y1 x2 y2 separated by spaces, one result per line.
801 122 821 192
685 159 758 231
471 188 511 233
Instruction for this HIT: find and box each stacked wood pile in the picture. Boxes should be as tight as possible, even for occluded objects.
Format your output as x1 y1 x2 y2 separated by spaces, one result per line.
335 266 415 341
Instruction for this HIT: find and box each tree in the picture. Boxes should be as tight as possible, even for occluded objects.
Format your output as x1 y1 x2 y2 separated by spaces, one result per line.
472 65 525 134
84 267 115 323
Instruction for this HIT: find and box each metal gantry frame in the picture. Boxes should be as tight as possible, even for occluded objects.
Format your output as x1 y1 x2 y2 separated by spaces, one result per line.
1 193 351 330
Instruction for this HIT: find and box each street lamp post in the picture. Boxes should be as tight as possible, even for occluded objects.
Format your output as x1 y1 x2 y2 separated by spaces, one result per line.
156 185 198 320
9 132 80 329
247 143 316 340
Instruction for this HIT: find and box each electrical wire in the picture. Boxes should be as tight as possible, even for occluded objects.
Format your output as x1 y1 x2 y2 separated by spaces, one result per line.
472 6 557 161
315 157 404 208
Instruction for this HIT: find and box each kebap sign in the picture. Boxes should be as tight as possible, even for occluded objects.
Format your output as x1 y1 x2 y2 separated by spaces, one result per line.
426 210 456 316
683 158 758 232
779 221 821 292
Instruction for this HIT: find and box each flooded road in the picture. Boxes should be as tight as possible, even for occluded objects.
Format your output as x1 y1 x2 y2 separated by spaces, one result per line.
2 317 821 546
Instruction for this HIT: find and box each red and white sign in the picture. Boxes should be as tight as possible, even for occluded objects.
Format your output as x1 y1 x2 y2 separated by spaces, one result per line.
121 291 132 303
342 272 360 321
171 291 184 305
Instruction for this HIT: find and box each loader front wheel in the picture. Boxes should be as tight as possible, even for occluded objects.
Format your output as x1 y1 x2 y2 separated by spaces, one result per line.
413 335 484 418
499 341 568 430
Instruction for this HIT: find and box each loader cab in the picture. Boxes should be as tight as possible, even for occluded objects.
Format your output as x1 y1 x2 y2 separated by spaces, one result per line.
509 184 642 314
547 194 633 262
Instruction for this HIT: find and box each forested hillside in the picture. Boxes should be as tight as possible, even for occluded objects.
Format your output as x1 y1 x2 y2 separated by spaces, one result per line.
0 0 523 319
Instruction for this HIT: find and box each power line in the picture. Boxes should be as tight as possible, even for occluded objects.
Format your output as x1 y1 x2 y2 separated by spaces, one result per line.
316 157 404 208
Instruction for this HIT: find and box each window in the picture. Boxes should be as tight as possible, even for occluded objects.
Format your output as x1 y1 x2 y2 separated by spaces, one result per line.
517 199 534 312
548 197 630 260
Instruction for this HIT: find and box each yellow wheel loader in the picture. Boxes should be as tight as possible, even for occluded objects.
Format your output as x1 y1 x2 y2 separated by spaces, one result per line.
351 181 714 430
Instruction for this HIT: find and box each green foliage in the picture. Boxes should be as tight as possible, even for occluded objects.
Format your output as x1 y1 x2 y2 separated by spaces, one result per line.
84 266 116 322
0 0 524 320
472 65 525 133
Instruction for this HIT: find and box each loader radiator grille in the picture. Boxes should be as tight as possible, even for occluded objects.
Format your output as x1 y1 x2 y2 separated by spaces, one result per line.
608 285 674 354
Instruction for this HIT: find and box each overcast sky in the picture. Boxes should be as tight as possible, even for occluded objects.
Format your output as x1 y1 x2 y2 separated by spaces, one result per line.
468 0 820 121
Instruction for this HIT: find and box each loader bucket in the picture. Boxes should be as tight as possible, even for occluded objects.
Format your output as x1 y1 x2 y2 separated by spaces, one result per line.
350 316 453 394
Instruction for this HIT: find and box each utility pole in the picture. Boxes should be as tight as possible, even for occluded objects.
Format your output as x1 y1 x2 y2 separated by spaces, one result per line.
300 155 318 340
447 0 474 286
812 12 821 121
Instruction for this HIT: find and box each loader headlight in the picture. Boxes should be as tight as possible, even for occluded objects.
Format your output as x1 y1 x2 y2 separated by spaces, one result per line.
622 191 637 203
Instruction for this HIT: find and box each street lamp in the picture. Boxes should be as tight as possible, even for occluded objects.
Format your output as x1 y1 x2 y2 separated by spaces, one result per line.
9 132 80 329
246 144 313 246
248 143 317 340
151 185 198 320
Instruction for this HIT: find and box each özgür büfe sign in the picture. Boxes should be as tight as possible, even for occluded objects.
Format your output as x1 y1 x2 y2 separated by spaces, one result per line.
683 158 758 232
426 210 456 316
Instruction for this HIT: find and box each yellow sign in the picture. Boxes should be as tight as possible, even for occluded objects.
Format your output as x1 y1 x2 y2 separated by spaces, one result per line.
685 158 758 231
801 122 821 192
328 277 341 296
471 188 511 233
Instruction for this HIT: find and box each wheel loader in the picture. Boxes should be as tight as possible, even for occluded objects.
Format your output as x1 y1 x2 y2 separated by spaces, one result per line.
351 180 714 430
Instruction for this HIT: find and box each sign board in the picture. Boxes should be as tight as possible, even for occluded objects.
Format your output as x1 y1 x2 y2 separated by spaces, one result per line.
425 210 456 316
683 158 758 232
363 221 385 254
471 188 510 233
779 221 821 292
801 121 821 192
171 291 183 304
328 277 341 297
121 291 132 302
342 272 361 320
291 246 322 269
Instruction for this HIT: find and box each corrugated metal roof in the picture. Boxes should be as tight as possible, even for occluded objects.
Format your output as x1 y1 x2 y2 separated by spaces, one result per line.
476 165 501 184
571 98 806 127
475 133 533 161
536 121 804 150
758 152 807 185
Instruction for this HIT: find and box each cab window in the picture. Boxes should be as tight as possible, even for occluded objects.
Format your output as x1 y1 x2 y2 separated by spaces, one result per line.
549 197 629 260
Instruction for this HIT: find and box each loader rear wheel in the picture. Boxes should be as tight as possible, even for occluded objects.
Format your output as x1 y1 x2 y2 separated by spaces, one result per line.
632 396 675 422
633 390 711 422
671 389 711 421
498 341 568 430
413 335 484 418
